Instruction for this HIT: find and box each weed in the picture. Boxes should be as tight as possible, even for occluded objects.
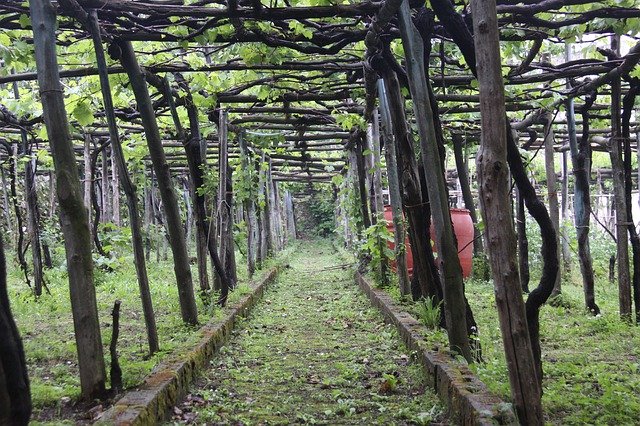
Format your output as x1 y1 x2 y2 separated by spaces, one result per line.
416 296 442 329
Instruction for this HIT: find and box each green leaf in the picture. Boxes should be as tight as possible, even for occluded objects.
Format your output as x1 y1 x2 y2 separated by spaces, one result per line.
72 101 94 127
18 14 30 29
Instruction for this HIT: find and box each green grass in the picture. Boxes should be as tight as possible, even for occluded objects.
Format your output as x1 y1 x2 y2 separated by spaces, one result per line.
6 241 289 422
168 240 445 425
369 255 640 425
466 274 640 425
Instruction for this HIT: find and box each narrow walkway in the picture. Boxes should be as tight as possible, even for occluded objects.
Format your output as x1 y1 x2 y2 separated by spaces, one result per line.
170 241 446 425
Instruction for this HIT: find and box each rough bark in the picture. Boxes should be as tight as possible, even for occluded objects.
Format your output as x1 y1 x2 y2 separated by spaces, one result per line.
88 11 159 353
571 83 600 314
115 39 198 324
239 132 259 277
378 80 411 297
471 0 544 421
516 188 530 293
109 300 123 393
30 0 106 399
622 79 640 323
452 133 483 254
163 76 232 305
543 114 562 296
379 67 439 302
218 110 238 288
397 0 471 362
0 228 31 424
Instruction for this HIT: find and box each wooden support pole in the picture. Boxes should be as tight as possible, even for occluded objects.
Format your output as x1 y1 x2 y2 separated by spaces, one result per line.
29 0 106 399
397 0 470 362
471 0 543 421
609 35 632 320
116 40 198 324
543 113 562 296
378 79 411 297
239 132 258 277
88 11 159 354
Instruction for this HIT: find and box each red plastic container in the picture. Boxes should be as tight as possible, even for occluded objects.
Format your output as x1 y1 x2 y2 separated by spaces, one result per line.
383 206 474 278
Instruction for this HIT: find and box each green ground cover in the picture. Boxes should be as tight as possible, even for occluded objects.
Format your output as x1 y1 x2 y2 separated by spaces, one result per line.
372 226 640 425
169 240 446 425
7 242 287 423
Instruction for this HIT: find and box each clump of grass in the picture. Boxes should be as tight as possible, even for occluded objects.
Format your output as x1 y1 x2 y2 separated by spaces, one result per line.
416 297 441 329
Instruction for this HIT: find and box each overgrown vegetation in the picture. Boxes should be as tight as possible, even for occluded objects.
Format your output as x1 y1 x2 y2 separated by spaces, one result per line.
6 231 294 422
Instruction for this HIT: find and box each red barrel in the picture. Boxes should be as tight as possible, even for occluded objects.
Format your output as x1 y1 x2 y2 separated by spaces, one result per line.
383 206 474 278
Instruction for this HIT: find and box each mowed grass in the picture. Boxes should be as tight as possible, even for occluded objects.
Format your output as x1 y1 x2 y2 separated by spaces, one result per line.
6 241 287 422
169 240 446 425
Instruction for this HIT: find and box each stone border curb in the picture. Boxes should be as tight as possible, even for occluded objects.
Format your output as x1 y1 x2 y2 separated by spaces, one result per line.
97 266 281 425
355 272 517 426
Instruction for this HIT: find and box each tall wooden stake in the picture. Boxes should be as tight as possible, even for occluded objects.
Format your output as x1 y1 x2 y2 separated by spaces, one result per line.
378 80 411 297
116 40 198 324
397 0 470 362
88 11 159 353
30 0 106 399
471 0 543 422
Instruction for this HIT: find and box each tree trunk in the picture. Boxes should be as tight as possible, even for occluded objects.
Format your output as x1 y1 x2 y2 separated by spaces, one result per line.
30 0 106 399
0 230 31 425
516 188 530 293
116 40 198 325
353 132 372 231
561 150 572 272
239 132 259 277
380 68 439 303
88 11 159 354
452 133 482 255
218 111 237 286
101 147 110 224
608 35 632 321
622 81 640 323
566 44 600 315
397 0 471 362
378 80 411 297
471 0 544 421
543 114 562 296
370 111 385 216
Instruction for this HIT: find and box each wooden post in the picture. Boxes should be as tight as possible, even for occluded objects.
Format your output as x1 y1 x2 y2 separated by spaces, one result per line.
561 150 572 271
13 81 45 296
218 110 237 286
29 0 106 399
543 114 562 296
101 147 110 223
371 110 384 216
566 43 600 315
471 0 543 421
610 35 632 320
88 11 159 354
452 133 483 254
378 79 411 297
284 190 296 241
83 133 92 218
111 147 121 226
397 0 470 362
239 132 258 277
0 231 31 424
116 40 198 325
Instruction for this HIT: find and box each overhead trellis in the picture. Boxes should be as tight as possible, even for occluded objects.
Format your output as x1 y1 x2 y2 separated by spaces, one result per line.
0 0 639 422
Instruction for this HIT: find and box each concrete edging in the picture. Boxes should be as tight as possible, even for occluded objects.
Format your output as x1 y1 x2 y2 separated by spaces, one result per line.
355 272 517 426
97 266 281 425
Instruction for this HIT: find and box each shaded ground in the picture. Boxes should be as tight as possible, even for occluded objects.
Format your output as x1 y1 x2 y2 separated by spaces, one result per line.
169 240 446 425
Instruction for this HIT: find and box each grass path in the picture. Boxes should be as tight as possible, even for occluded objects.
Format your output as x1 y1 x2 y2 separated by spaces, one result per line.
169 241 446 425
